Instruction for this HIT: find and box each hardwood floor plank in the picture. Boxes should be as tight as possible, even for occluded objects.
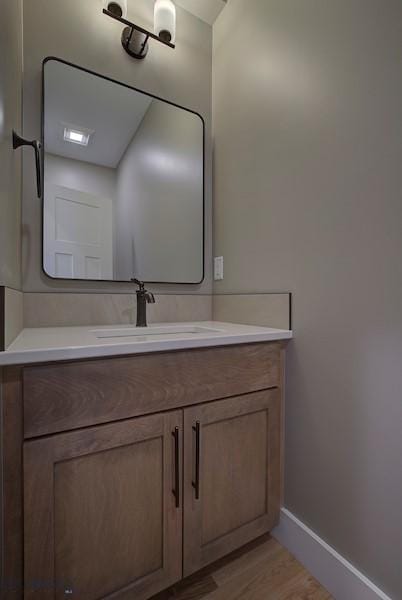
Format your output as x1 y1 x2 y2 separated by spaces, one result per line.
212 536 283 586
206 549 303 599
151 536 331 600
274 571 332 600
151 573 218 599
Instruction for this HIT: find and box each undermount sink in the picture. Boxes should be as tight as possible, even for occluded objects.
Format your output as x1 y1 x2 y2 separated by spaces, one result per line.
91 325 223 339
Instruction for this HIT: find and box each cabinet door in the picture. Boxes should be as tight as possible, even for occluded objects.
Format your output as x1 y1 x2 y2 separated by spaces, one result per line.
24 411 183 600
183 389 281 576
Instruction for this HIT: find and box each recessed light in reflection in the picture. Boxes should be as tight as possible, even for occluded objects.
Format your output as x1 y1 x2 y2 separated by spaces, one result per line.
63 127 91 146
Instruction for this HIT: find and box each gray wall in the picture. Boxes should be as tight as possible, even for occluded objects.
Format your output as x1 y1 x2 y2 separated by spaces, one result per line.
0 0 23 289
213 0 402 597
115 100 204 283
45 154 117 200
22 0 212 294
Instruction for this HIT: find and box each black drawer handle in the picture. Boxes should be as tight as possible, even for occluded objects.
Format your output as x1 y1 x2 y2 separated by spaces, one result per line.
192 421 201 500
172 427 180 508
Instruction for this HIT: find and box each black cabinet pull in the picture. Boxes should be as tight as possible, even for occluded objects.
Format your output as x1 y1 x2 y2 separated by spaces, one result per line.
172 427 180 508
192 421 201 500
12 130 42 199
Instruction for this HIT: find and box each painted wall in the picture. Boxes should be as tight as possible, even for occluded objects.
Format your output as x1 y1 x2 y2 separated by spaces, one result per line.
22 0 212 294
213 0 402 597
115 100 204 283
0 0 23 290
45 154 117 200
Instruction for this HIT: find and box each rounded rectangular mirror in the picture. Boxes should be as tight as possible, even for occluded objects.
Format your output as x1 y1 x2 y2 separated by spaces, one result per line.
42 58 204 284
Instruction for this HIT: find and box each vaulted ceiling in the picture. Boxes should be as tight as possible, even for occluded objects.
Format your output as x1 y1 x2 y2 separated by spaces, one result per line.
174 0 227 25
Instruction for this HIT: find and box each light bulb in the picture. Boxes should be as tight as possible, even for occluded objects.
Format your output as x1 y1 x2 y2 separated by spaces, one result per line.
154 0 176 44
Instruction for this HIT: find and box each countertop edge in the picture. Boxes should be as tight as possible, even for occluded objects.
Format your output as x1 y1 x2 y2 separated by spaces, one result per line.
0 329 292 367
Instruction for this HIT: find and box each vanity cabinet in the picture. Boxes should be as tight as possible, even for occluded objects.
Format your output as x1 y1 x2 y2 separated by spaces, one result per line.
1 342 286 600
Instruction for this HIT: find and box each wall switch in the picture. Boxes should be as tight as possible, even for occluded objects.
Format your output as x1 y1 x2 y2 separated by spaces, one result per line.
214 256 224 280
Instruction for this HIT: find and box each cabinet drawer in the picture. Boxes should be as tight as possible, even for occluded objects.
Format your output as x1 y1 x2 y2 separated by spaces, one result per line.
23 343 281 438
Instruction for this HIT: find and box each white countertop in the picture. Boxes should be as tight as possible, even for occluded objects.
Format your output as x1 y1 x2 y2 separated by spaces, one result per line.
0 321 292 366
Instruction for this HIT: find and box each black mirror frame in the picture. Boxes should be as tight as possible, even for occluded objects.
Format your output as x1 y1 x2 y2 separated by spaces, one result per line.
41 56 205 285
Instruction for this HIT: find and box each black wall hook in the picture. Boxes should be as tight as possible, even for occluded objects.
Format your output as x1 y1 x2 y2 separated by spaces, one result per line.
12 130 42 198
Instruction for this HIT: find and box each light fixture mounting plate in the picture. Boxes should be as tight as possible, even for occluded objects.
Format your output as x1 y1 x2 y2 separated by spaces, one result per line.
121 26 149 59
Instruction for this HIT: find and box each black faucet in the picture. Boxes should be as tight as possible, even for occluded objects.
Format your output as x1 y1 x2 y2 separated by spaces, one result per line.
131 279 155 327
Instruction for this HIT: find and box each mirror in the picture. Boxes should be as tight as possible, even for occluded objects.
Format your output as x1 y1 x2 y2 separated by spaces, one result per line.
42 58 204 283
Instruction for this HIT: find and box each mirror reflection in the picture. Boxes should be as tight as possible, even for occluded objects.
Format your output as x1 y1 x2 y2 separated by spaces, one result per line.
43 59 204 283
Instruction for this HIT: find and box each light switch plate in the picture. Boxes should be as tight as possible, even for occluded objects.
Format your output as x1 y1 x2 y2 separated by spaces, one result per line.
214 256 224 280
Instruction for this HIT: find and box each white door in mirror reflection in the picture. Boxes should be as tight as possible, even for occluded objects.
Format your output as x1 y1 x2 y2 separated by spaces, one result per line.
44 184 113 280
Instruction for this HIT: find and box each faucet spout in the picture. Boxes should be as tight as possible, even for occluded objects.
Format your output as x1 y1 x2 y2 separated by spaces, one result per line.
145 291 156 304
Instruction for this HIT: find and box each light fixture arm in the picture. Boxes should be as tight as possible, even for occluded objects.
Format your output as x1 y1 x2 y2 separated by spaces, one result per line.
103 9 175 59
12 130 42 199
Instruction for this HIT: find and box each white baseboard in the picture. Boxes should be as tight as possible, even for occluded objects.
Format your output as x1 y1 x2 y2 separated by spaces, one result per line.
272 508 392 600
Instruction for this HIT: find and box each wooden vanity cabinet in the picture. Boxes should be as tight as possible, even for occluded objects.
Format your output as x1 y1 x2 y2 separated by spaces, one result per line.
0 342 285 600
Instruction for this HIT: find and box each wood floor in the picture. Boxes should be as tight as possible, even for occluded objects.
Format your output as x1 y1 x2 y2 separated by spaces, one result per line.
152 535 332 600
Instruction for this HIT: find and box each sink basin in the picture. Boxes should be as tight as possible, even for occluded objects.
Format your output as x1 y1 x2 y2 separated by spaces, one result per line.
91 325 223 339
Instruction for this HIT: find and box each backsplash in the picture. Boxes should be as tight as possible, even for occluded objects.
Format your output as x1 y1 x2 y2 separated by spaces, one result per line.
213 294 291 330
2 287 23 350
2 291 291 349
23 293 213 328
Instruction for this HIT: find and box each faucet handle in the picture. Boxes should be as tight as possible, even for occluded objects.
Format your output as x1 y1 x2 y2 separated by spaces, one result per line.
131 278 145 291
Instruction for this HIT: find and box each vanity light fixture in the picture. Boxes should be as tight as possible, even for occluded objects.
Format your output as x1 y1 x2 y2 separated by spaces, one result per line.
103 0 176 60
